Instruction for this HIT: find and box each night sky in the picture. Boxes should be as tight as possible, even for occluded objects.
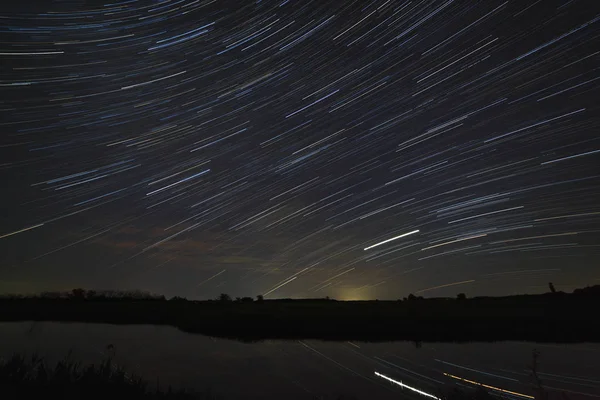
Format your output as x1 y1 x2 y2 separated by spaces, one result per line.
1 0 599 300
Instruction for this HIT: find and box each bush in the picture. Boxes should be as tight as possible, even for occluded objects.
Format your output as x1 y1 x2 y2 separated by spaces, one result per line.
0 353 219 399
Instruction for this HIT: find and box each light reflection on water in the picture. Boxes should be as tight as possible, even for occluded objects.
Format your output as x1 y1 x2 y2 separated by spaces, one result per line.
1 322 599 400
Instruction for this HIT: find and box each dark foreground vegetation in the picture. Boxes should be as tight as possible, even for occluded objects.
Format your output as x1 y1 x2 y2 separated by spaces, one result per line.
1 285 599 343
0 353 216 400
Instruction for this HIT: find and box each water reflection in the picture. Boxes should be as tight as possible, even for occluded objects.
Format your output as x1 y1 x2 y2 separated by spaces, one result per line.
1 322 599 400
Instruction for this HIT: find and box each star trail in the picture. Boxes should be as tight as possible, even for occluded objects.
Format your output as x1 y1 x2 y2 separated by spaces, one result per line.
1 0 599 299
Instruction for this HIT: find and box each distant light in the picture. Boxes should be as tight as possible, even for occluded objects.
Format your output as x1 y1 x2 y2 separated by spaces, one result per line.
364 230 420 251
375 372 440 400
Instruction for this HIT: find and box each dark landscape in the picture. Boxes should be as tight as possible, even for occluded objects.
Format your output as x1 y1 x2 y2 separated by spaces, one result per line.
2 285 599 343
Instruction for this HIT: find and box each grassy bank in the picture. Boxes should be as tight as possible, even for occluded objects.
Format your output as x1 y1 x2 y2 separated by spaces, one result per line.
0 353 218 400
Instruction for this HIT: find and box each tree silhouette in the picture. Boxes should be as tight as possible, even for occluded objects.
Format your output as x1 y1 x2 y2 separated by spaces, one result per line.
70 288 86 300
218 293 232 302
548 282 556 293
457 293 467 300
256 294 264 302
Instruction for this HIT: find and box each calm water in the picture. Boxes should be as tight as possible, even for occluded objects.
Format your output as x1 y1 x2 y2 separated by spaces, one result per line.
1 322 599 400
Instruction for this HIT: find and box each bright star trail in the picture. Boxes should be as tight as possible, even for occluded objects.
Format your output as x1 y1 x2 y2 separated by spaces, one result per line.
364 230 420 251
1 0 599 299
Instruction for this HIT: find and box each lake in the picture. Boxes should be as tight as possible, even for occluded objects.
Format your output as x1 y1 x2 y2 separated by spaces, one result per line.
1 322 599 399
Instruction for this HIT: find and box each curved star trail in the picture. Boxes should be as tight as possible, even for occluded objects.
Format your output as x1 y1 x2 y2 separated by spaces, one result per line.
1 0 599 299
